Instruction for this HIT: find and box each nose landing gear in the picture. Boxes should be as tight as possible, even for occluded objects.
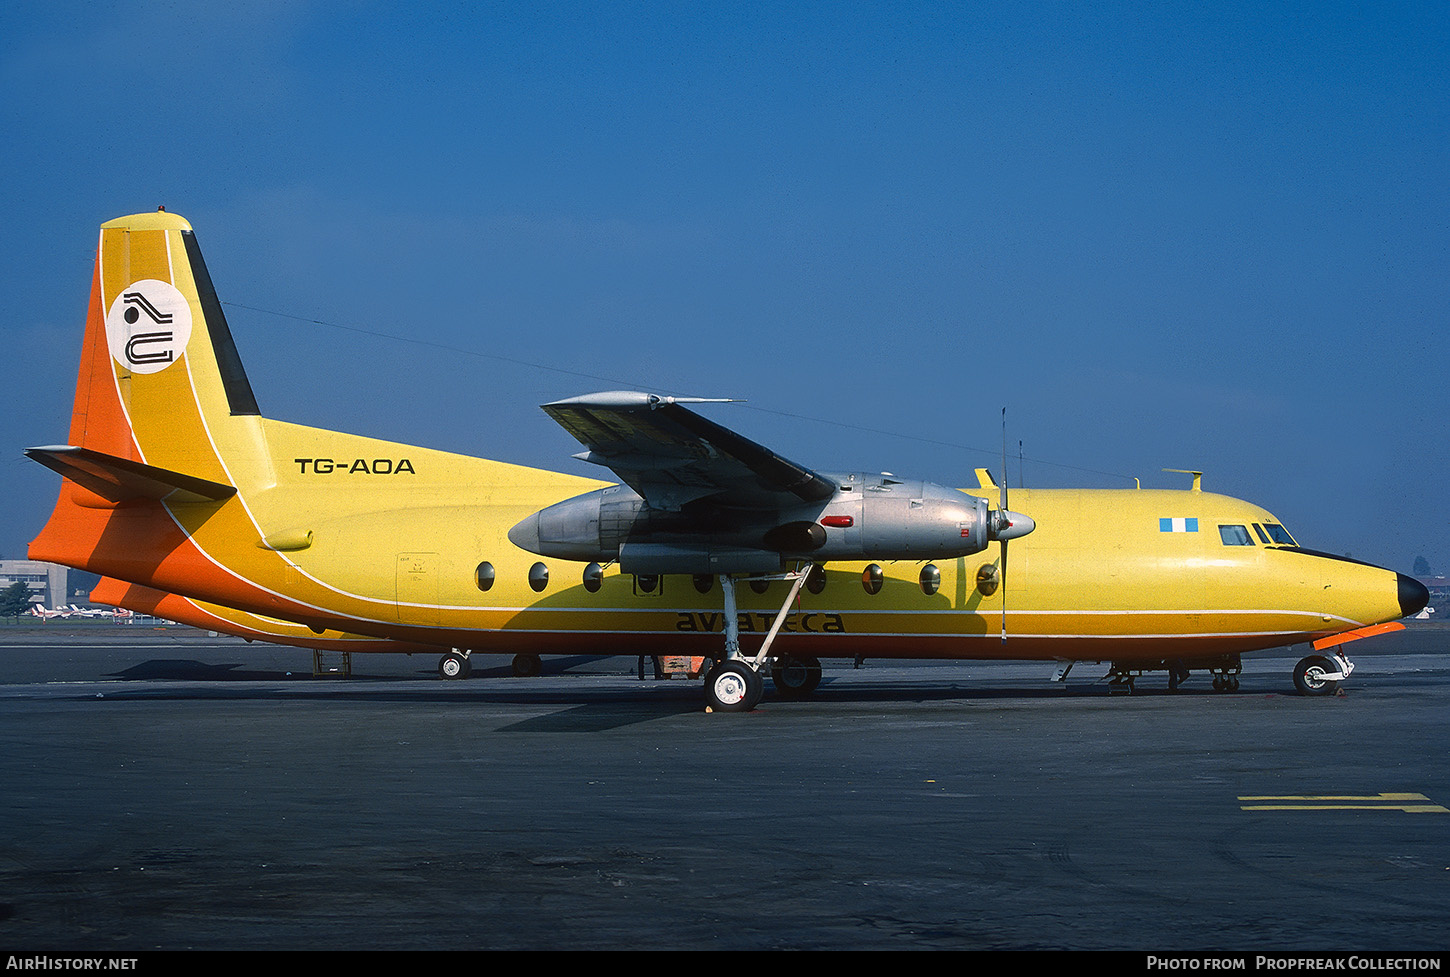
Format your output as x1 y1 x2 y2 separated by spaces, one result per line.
1293 651 1352 696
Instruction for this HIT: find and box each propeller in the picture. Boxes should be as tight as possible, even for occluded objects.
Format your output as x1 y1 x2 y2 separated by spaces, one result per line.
988 408 1036 641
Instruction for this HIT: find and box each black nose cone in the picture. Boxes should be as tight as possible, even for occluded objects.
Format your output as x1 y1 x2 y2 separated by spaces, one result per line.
1398 574 1430 618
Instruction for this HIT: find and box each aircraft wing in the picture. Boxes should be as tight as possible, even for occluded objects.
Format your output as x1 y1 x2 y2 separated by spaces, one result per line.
542 392 837 511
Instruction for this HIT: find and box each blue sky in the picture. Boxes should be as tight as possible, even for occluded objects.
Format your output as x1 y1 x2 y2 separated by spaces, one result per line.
2 1 1446 573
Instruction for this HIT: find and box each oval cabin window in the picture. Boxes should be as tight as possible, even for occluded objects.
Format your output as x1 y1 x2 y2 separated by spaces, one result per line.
862 564 883 595
919 563 940 596
806 564 827 595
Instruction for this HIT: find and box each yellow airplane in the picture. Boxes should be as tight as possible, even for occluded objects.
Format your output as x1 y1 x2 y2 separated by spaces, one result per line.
27 211 1428 710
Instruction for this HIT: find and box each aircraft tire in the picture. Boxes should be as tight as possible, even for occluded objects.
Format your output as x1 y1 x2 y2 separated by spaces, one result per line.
439 652 471 680
1293 655 1339 697
770 656 822 699
705 661 763 712
512 653 542 678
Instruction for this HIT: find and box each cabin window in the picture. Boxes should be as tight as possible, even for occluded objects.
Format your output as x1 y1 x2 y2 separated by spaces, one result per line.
475 562 495 592
693 574 714 594
862 563 883 595
749 577 771 595
582 563 603 593
919 564 941 596
1218 525 1254 546
528 562 549 592
635 574 660 595
806 564 827 595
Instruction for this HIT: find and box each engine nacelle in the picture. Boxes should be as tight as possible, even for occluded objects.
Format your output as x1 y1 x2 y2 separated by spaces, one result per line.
507 473 1001 574
851 477 991 558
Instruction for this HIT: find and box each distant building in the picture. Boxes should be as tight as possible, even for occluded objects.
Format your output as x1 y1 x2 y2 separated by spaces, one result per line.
0 560 69 609
1418 576 1449 611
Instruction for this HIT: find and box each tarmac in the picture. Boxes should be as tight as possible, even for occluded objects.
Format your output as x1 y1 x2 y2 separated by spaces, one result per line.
0 620 1447 951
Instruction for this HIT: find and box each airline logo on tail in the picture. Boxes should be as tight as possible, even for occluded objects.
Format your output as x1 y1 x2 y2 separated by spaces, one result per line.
104 279 192 373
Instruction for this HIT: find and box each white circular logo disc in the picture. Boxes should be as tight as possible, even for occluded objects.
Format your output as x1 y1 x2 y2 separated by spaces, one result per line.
104 279 193 375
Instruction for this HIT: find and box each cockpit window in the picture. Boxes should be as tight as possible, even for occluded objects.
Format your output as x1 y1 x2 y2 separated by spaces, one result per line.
1253 522 1298 546
1263 523 1296 545
1219 525 1254 546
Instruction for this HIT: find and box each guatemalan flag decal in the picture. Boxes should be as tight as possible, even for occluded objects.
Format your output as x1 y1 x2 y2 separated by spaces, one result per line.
1159 518 1199 533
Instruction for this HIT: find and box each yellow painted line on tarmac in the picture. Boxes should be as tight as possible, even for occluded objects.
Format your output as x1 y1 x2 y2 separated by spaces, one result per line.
1238 792 1449 813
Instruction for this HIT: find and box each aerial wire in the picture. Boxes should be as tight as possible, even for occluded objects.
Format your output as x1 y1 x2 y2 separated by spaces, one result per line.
222 300 1139 484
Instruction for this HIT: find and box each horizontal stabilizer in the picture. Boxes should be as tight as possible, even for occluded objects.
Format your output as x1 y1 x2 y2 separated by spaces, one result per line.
25 445 237 505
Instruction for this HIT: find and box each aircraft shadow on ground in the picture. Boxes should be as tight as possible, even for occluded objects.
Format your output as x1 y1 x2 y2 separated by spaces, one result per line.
82 659 1428 731
107 659 293 682
92 658 1305 704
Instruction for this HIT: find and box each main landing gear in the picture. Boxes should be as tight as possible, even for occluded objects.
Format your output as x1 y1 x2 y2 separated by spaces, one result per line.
438 650 543 680
438 649 471 679
770 654 823 699
1104 656 1242 694
702 570 814 712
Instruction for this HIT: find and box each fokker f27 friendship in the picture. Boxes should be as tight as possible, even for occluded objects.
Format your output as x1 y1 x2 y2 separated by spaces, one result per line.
27 212 1428 710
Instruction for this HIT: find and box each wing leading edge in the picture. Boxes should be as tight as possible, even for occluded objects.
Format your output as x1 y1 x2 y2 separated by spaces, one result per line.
542 392 836 511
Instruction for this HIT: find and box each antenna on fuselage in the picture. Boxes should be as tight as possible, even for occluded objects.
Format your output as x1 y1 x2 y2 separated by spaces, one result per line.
1163 469 1203 492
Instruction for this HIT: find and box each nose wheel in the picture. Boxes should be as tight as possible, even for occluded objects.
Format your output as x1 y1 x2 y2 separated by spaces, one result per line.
1293 654 1341 696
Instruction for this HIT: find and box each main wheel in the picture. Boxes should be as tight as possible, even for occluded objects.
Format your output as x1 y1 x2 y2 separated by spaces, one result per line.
1293 655 1339 696
511 653 542 677
705 661 764 712
438 652 471 680
771 655 822 699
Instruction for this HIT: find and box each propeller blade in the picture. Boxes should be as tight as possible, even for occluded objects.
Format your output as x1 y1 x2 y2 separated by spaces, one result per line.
1000 539 1008 642
1001 409 1008 642
992 409 1038 641
1000 409 1008 513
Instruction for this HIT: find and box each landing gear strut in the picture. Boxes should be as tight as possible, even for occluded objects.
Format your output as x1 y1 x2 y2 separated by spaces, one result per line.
702 569 812 712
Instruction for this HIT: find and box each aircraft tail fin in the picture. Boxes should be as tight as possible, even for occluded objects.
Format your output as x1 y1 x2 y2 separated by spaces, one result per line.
59 211 260 459
29 211 263 568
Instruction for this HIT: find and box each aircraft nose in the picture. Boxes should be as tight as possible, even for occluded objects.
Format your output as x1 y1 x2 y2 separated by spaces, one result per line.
1398 573 1430 618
